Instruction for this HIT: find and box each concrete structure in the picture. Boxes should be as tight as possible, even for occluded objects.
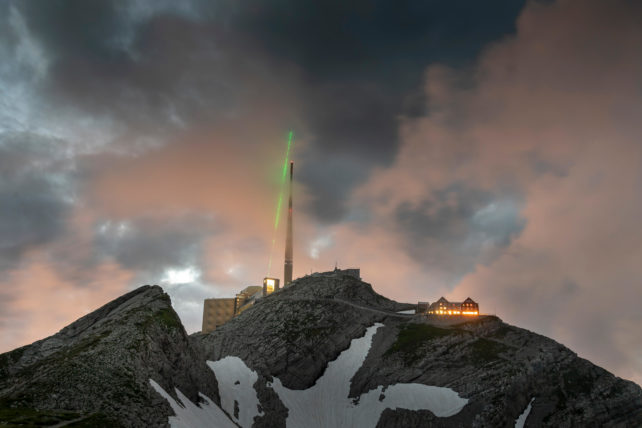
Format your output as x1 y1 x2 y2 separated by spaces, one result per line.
202 298 235 332
284 161 294 286
263 277 280 297
235 286 263 315
417 301 429 314
342 268 360 280
202 286 265 333
427 297 479 316
305 267 361 280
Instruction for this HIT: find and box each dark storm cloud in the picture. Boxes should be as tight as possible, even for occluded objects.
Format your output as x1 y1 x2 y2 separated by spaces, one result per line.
0 133 75 271
297 150 370 222
15 1 227 136
94 213 217 275
395 184 526 285
12 0 527 222
232 0 526 79
18 1 132 61
232 0 527 221
0 3 16 47
230 0 527 146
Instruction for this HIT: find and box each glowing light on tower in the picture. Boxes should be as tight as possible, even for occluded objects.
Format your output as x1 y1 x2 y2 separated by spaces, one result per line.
263 277 280 296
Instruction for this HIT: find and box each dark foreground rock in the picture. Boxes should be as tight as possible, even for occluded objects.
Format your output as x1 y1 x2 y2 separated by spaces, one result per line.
1 271 641 427
0 286 218 427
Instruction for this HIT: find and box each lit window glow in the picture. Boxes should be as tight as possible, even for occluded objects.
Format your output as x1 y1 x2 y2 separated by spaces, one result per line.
264 277 278 294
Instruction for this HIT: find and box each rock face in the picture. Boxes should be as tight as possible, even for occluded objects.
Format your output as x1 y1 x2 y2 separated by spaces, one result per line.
193 271 642 427
0 285 218 427
1 271 641 427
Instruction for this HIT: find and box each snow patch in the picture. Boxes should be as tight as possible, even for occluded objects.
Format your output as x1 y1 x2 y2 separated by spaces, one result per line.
207 356 263 428
152 323 468 427
270 323 468 427
396 309 416 314
515 397 535 428
149 379 237 428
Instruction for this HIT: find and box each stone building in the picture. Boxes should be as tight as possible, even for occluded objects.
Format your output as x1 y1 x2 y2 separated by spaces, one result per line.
417 301 430 314
202 298 235 332
234 286 264 315
427 297 479 315
460 297 479 315
202 285 267 333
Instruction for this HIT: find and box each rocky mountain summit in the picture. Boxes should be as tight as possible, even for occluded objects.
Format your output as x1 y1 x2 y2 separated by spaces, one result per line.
0 286 218 427
1 271 641 427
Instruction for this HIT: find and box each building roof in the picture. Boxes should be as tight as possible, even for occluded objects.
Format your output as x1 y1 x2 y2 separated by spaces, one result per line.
204 297 235 302
238 286 263 295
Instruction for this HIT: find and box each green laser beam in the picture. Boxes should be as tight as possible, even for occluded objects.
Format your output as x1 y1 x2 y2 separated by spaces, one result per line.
266 238 276 275
274 130 294 230
267 130 294 276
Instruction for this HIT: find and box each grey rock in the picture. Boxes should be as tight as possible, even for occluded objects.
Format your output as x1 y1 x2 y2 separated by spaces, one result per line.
2 272 641 427
193 273 642 427
0 285 219 427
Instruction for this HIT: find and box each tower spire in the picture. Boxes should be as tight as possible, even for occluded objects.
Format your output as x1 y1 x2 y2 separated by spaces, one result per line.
284 161 294 286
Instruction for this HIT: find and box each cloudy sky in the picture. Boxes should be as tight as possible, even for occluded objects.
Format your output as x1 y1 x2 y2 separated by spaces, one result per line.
1 0 641 385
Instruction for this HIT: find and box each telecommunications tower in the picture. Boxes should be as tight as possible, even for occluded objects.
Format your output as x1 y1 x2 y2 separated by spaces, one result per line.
284 161 294 286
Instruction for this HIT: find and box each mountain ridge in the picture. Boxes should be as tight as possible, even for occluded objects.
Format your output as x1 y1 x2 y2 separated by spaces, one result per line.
1 273 641 427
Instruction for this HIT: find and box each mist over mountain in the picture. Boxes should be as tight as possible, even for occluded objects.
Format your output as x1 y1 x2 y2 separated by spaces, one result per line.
1 272 641 427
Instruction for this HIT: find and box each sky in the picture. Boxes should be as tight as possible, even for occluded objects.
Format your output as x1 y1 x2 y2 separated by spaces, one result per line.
0 0 641 385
